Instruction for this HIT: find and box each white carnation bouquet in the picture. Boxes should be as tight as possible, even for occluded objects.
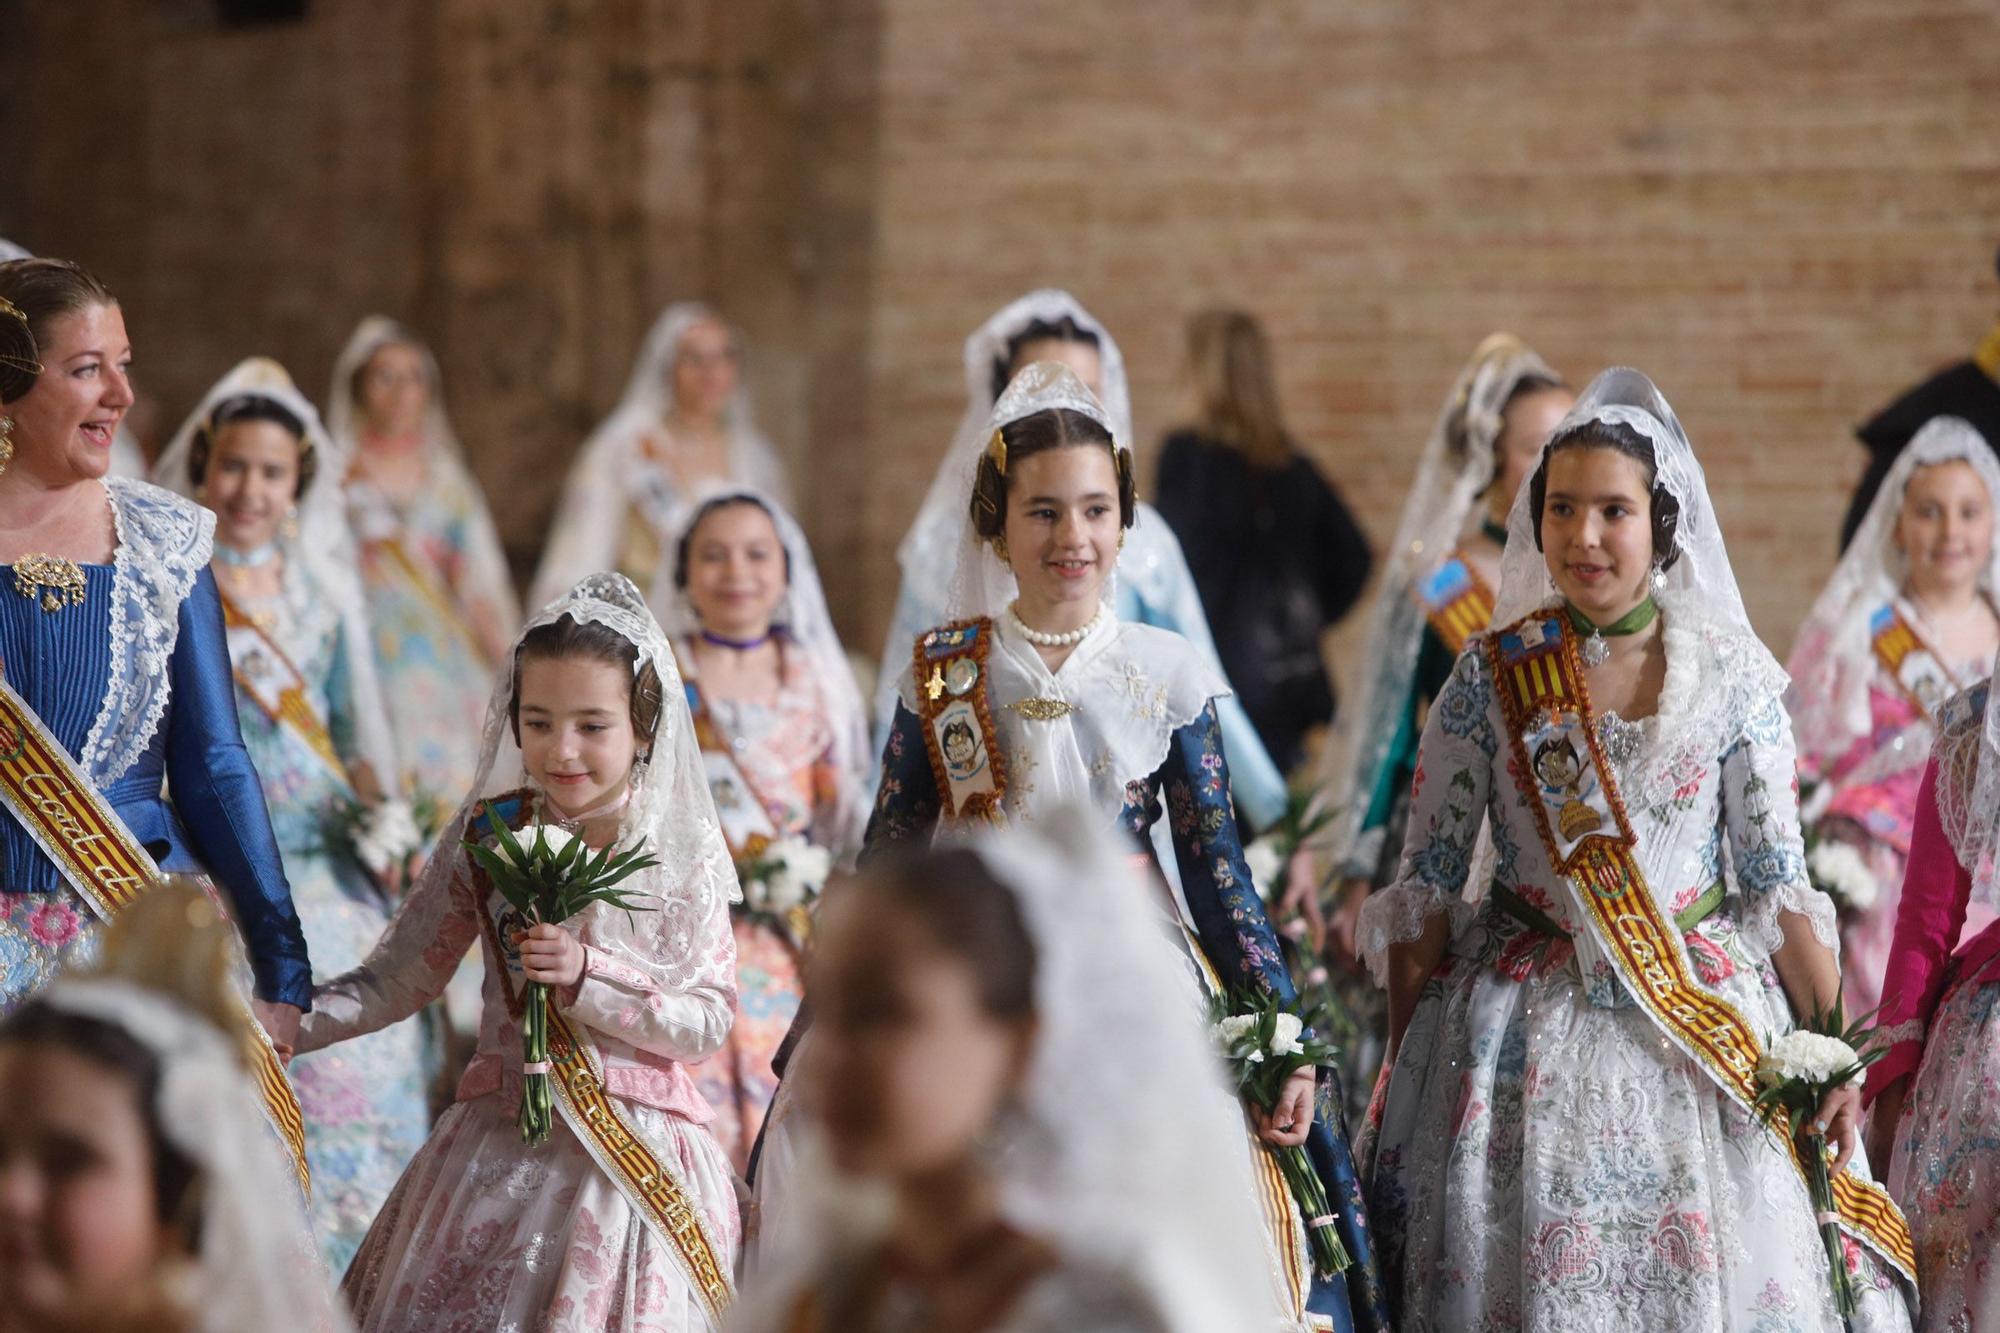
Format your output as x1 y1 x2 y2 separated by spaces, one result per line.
329 786 449 895
1209 987 1350 1278
1805 838 1880 915
1754 1002 1882 1315
734 835 830 943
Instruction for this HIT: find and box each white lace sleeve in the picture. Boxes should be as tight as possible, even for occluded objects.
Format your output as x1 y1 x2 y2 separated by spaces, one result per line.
1725 695 1841 959
1357 647 1498 987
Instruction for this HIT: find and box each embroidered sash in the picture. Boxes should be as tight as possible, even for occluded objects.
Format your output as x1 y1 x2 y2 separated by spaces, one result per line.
1413 553 1495 655
0 670 312 1196
369 536 489 669
545 1006 734 1320
684 683 780 859
1486 612 1916 1279
1869 601 1958 719
217 590 352 790
912 619 1006 822
470 793 734 1318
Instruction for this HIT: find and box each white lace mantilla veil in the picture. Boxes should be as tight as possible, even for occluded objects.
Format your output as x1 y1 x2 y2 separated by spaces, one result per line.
651 483 872 859
1358 368 1811 981
324 314 522 621
734 811 1278 1333
152 356 401 786
1314 332 1560 874
872 290 1132 724
1492 366 1791 804
453 574 740 983
531 303 790 610
939 358 1128 623
1787 416 2000 772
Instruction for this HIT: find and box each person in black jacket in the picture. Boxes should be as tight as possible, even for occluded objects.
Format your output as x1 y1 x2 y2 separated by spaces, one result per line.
1841 245 2000 549
1154 308 1372 775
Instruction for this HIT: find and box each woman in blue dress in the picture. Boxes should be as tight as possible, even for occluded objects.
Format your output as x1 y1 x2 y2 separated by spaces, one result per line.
0 258 311 1051
770 362 1387 1332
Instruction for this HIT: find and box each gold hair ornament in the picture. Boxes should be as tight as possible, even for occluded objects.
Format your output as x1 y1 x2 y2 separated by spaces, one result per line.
987 427 1008 476
0 296 44 377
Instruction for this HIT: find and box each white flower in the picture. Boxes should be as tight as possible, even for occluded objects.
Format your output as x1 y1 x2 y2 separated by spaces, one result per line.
766 840 831 914
1214 1014 1258 1048
1269 1012 1305 1058
352 800 423 876
1808 840 1879 912
1246 837 1284 902
503 824 574 870
1757 1030 1861 1087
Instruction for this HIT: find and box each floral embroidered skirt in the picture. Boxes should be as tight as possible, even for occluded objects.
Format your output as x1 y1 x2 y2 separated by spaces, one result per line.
1888 973 2000 1331
691 916 802 1174
1369 910 1914 1331
342 1091 739 1332
0 891 97 1010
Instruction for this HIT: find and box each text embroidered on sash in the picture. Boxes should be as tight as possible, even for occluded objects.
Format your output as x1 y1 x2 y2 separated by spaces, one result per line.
1486 611 1915 1279
0 670 312 1197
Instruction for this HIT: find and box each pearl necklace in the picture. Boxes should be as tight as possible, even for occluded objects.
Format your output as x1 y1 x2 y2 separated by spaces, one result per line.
1005 600 1106 648
215 540 280 569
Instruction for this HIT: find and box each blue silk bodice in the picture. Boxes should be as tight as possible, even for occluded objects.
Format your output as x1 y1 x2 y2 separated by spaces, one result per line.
0 559 312 1007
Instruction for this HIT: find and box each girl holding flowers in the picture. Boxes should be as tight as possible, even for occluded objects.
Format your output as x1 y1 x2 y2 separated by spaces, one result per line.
652 486 871 1171
295 574 742 1332
152 358 425 1276
775 362 1387 1332
1362 368 1915 1329
1786 416 2000 1016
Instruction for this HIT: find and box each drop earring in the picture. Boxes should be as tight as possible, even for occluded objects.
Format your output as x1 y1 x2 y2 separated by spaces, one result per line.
1649 563 1667 597
282 505 300 541
0 415 14 478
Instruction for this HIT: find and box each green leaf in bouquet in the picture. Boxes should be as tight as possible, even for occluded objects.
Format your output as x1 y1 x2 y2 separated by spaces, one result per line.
486 806 531 873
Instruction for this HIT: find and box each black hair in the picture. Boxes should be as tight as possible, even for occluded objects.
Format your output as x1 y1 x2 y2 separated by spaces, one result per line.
991 316 1101 404
671 493 793 591
1 1003 203 1247
187 394 317 498
969 407 1137 540
509 614 664 747
1526 418 1682 571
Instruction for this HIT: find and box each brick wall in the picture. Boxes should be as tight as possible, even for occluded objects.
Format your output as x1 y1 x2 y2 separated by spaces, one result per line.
7 0 1998 676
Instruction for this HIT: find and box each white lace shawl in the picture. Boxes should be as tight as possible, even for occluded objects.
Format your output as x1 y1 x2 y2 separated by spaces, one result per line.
897 614 1226 825
83 479 214 784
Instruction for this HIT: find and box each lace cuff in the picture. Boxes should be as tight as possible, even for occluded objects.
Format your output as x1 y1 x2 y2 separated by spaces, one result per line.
1742 879 1841 960
1335 825 1386 885
1356 880 1456 990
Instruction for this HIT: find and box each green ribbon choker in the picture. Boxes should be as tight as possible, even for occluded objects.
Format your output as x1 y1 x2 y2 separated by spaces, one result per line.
1564 596 1659 639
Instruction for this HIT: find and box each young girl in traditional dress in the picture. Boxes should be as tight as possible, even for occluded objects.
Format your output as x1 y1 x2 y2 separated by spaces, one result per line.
296 574 742 1331
0 884 347 1333
731 815 1273 1333
1787 416 2000 1017
1864 588 2000 1327
153 359 430 1275
1363 367 1915 1329
535 305 790 609
873 289 1285 831
775 363 1387 1332
652 486 870 1170
1295 335 1570 1121
327 317 521 802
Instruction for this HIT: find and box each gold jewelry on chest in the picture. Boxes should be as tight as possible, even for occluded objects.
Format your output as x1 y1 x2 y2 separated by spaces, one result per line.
12 554 87 613
1006 696 1077 722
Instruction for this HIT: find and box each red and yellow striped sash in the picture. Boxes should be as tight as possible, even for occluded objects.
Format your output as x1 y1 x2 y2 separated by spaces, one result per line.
1413 553 1497 655
217 590 351 789
0 671 311 1197
1486 613 1915 1280
545 1006 733 1320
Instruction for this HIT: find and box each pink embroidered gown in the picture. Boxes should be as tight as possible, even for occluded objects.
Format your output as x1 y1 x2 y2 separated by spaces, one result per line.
1792 645 1994 1019
681 646 848 1171
1868 683 2000 1329
295 789 741 1332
